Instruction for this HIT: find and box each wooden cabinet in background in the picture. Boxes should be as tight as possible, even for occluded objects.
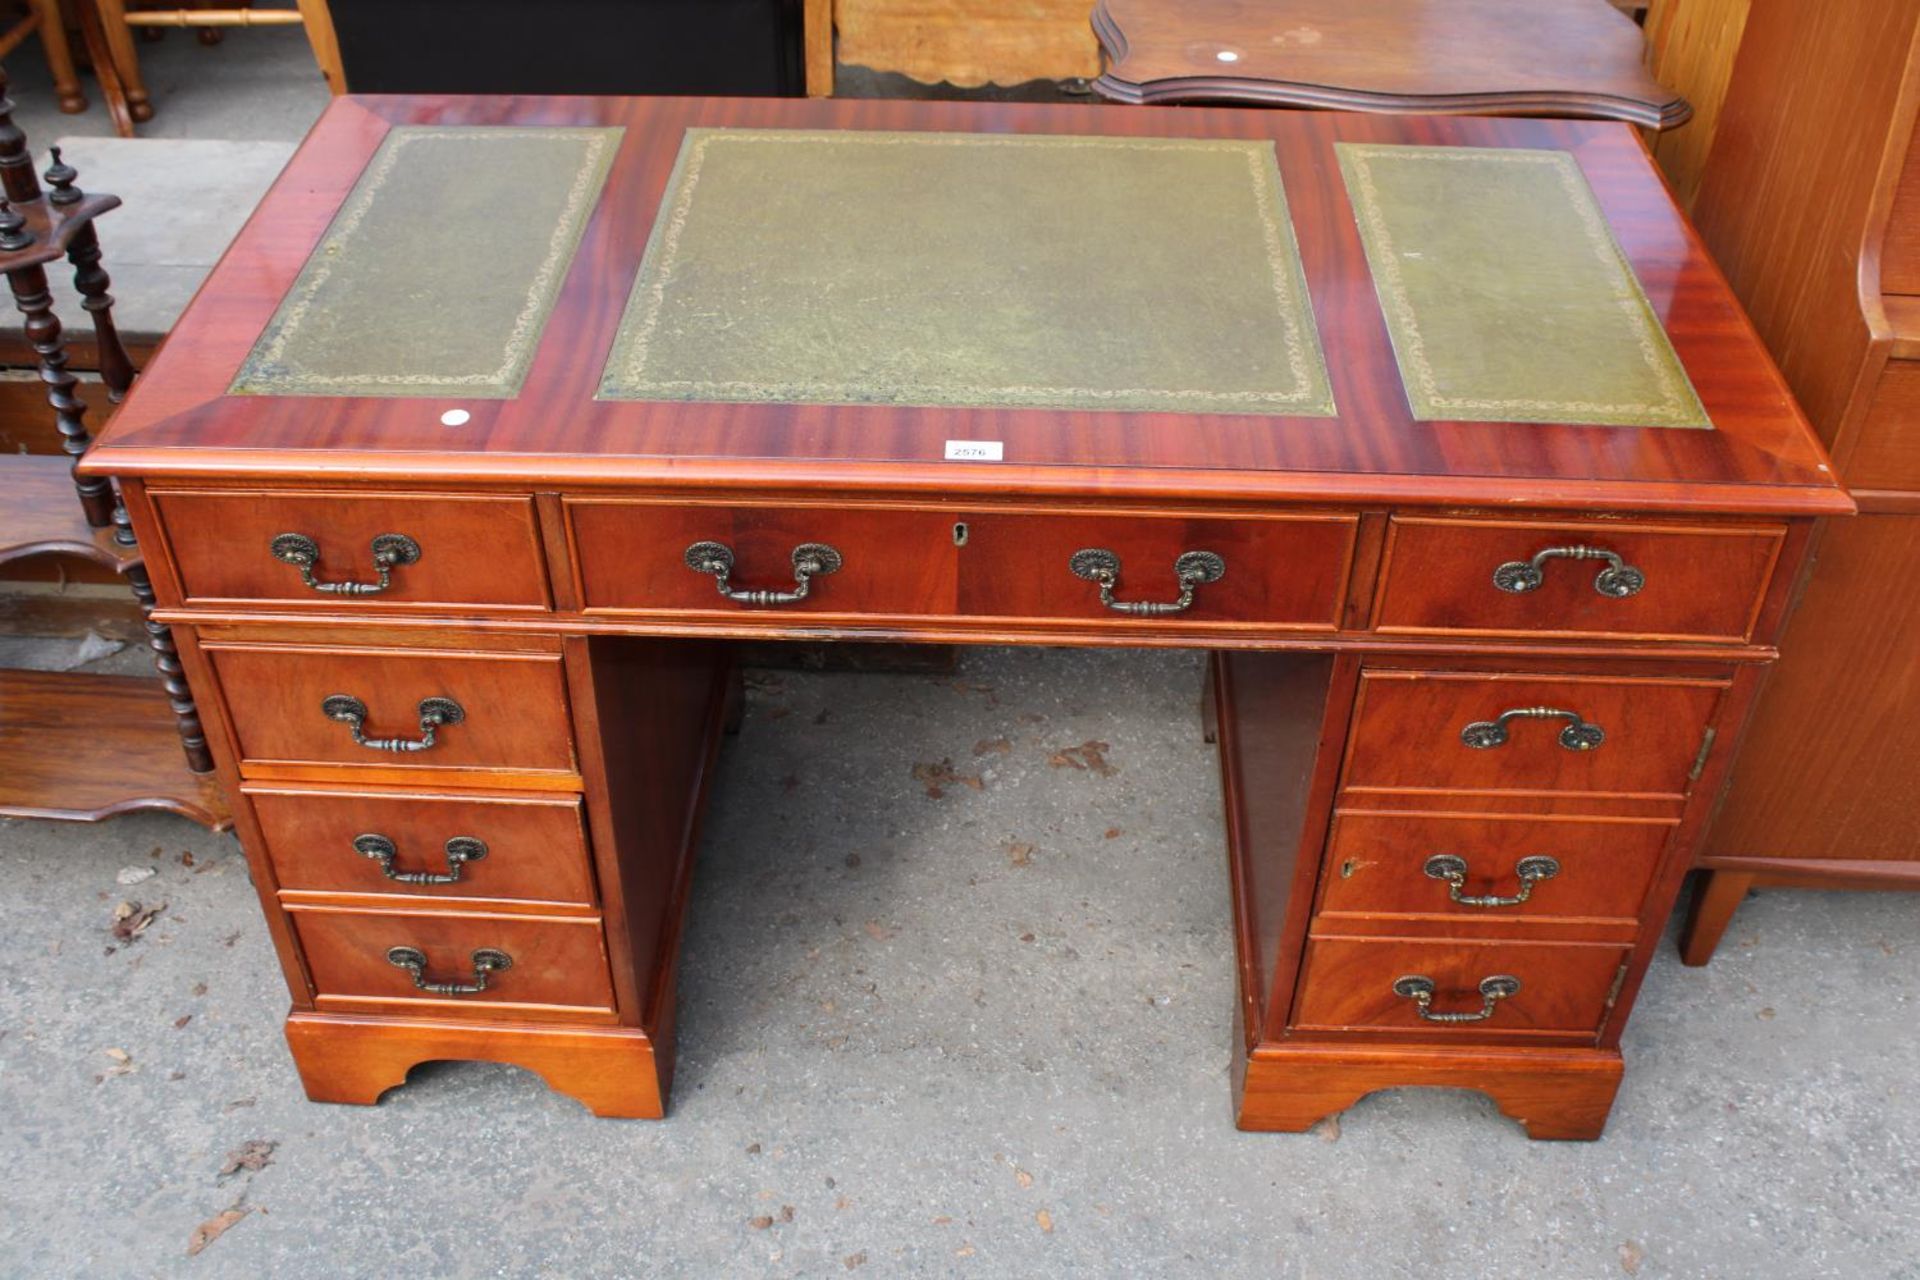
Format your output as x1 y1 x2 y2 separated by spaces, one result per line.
1680 0 1920 962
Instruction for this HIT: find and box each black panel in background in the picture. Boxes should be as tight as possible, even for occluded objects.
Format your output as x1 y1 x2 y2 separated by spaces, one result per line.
327 0 806 97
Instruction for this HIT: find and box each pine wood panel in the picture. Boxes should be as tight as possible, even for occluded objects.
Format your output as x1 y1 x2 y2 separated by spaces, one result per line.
834 0 1099 88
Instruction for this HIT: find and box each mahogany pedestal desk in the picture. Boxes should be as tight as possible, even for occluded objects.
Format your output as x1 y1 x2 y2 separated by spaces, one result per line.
80 94 1848 1140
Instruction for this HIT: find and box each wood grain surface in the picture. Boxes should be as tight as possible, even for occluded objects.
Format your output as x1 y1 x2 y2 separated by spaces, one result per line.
80 95 1844 518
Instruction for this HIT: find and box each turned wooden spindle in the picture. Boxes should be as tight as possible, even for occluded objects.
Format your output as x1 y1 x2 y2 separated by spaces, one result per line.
8 258 115 526
113 503 214 773
0 66 43 203
48 149 136 399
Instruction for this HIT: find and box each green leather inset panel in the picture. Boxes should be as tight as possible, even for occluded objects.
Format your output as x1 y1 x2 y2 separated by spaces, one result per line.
233 125 621 399
1337 143 1710 429
600 129 1334 417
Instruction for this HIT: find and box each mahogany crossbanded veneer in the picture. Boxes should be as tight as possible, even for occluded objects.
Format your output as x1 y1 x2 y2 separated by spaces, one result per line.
1091 0 1692 130
80 93 1846 1137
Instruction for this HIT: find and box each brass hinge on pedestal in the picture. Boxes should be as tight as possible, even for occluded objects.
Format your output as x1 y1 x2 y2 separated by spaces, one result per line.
1688 727 1718 783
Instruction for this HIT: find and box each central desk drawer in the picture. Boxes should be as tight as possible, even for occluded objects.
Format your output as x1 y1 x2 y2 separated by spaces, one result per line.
204 642 577 779
568 500 960 618
289 906 615 1019
567 499 1354 632
1373 517 1785 643
152 489 551 611
1341 670 1726 798
956 511 1354 630
1292 938 1629 1035
249 786 596 906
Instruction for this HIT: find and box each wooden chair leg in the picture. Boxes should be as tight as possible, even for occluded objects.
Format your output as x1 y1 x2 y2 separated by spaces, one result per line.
90 0 153 124
1679 870 1756 967
27 0 85 112
293 0 346 93
803 0 833 96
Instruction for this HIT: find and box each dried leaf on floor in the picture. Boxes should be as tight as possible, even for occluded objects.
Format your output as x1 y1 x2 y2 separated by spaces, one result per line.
780 1205 795 1223
955 1244 976 1257
863 920 897 942
218 1139 277 1179
1046 741 1117 776
1004 842 1034 868
1619 1241 1646 1275
749 1216 774 1231
911 759 982 799
1311 1115 1341 1143
972 737 1012 756
185 1205 250 1257
844 1251 868 1270
1035 1209 1054 1234
174 1015 192 1030
110 900 166 944
98 1046 135 1081
1104 827 1122 839
1014 1168 1034 1189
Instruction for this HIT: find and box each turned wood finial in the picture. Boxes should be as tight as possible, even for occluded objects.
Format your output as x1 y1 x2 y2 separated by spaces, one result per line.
44 145 80 206
0 198 33 251
0 66 41 204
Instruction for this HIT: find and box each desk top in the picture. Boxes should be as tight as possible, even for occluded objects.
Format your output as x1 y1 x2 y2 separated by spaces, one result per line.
86 95 1846 517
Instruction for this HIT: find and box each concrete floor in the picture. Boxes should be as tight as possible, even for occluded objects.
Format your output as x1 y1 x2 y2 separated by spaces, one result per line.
1 646 1917 1278
1 26 1918 1280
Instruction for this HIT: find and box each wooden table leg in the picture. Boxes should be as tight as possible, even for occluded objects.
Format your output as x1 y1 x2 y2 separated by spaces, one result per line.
1680 870 1756 966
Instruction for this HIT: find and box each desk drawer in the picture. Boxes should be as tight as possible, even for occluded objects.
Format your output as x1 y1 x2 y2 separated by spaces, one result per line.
956 511 1353 631
1292 938 1628 1035
567 498 1353 633
1373 517 1784 643
250 787 595 906
1318 812 1672 925
568 499 959 618
1341 670 1725 798
290 906 615 1018
205 643 576 778
152 490 550 611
